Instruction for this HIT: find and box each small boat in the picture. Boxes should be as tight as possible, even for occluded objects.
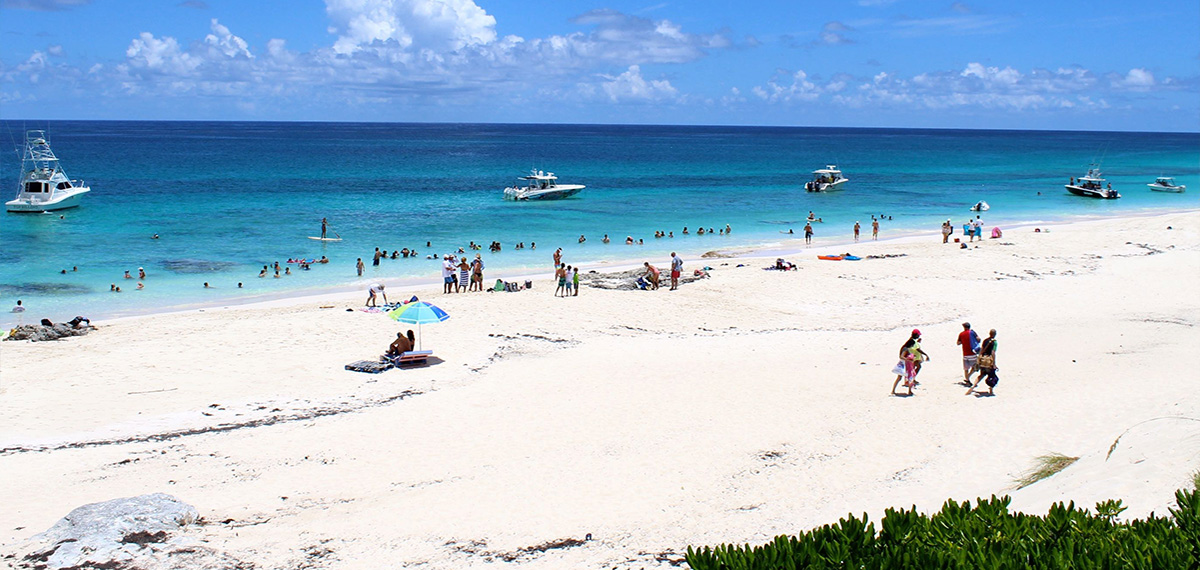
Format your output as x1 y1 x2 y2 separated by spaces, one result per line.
1065 166 1119 199
6 130 91 213
503 170 585 201
970 201 990 212
804 165 848 192
1147 177 1185 193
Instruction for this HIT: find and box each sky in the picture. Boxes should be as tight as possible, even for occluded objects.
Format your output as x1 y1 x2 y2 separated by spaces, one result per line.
1 0 1198 131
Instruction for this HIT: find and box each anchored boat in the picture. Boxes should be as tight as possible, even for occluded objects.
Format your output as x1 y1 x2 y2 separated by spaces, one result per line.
6 130 91 213
804 165 848 192
1065 166 1119 199
1147 177 1185 193
503 170 585 201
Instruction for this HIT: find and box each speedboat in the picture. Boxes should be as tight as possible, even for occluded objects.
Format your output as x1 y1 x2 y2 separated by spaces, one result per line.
503 170 585 201
6 130 91 213
1147 177 1185 193
1065 166 1119 199
970 201 990 212
804 165 848 192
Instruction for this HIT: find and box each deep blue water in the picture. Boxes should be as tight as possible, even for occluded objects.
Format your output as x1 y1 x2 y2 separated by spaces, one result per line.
1 121 1197 326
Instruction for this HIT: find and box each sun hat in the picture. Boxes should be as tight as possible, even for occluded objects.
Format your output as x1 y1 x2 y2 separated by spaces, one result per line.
911 328 921 336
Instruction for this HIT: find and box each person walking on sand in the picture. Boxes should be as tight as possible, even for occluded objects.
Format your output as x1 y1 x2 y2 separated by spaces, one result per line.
854 221 861 242
956 322 980 385
872 219 879 240
804 222 813 245
942 220 953 243
967 329 999 395
670 252 682 290
356 258 364 276
891 329 929 396
554 263 567 297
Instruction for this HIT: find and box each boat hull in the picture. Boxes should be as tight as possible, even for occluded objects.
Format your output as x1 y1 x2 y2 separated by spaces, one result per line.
504 185 585 201
1066 185 1119 199
806 178 848 192
1148 184 1185 193
6 188 89 212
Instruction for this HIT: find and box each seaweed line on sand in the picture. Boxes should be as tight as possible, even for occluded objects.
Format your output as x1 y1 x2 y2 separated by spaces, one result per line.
0 390 422 456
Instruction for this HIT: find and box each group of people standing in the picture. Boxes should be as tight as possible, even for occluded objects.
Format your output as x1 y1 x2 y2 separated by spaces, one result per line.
890 323 999 397
942 216 986 243
552 248 579 297
442 254 485 294
640 252 684 291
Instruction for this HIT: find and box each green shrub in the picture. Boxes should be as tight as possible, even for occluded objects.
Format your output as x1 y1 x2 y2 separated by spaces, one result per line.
685 488 1198 569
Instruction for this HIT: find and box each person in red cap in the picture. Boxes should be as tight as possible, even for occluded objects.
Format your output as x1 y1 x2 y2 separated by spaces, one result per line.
891 329 930 396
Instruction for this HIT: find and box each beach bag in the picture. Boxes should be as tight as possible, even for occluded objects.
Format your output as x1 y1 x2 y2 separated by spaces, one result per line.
891 360 907 375
978 354 995 368
991 227 1002 238
985 371 999 388
525 280 533 289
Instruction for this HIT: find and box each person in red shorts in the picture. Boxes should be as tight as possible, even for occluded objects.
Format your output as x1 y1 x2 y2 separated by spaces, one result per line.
956 322 980 385
670 252 682 290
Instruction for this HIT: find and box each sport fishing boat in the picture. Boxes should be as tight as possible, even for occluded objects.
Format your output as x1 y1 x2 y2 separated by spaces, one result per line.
804 165 848 192
502 170 585 201
1147 176 1185 193
1065 166 1119 199
6 130 91 213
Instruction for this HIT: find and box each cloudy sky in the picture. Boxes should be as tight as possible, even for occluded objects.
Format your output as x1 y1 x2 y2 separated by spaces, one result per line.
2 0 1197 131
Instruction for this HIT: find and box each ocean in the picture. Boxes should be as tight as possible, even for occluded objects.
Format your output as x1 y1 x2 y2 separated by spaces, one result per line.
1 121 1197 327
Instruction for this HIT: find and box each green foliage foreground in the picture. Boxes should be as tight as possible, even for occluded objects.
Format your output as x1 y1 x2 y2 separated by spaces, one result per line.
685 488 1198 569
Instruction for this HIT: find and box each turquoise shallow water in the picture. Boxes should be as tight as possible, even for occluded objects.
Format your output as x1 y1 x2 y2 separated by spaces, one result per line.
1 121 1197 327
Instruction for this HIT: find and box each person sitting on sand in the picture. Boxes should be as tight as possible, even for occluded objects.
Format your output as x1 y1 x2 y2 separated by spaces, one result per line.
643 262 661 290
385 330 414 358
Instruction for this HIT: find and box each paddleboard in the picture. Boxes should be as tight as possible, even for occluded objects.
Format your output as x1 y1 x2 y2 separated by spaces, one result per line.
308 237 342 242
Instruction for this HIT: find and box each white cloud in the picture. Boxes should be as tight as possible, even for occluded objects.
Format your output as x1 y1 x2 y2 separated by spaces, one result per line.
1116 68 1155 90
818 21 854 45
325 0 497 55
204 19 253 59
753 69 820 103
599 65 677 102
125 32 200 75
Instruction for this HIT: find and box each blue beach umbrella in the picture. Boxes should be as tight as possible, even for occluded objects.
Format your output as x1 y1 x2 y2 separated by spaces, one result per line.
387 301 449 350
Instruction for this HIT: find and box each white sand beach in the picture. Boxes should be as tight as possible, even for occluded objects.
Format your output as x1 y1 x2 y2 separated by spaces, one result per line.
2 211 1198 568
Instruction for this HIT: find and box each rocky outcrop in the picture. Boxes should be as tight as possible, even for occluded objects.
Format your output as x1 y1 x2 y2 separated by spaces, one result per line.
4 323 90 342
9 493 249 570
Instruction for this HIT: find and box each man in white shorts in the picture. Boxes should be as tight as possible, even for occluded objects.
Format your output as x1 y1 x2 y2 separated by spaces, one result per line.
367 283 387 307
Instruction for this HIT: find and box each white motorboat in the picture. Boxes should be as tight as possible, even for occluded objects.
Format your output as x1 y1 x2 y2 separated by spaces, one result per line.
1065 166 1119 199
1147 176 1185 193
6 130 91 213
805 165 848 192
970 201 990 212
503 170 585 201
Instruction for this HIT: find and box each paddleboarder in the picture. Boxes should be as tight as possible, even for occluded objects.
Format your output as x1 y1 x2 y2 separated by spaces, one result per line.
321 217 328 239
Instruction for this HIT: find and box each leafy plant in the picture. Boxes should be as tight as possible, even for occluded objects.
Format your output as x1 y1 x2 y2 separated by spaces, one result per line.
685 488 1198 569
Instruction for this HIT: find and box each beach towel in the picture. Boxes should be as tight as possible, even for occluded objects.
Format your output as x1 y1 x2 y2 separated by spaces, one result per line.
345 360 392 374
